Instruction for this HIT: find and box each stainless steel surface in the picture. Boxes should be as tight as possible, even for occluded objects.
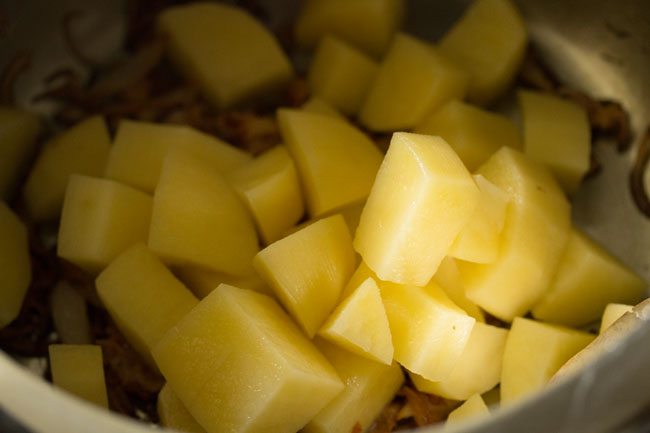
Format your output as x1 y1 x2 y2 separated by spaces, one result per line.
0 0 649 432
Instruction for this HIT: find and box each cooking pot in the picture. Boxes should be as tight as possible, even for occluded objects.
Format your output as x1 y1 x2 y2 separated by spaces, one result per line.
1 0 649 432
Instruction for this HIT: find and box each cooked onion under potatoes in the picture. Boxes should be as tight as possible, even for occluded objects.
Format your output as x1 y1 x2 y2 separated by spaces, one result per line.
0 0 648 432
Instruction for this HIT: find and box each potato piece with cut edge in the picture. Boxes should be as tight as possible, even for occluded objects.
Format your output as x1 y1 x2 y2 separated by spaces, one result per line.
294 0 405 58
277 108 383 218
448 174 509 264
228 145 304 245
23 116 110 222
458 147 570 322
439 0 528 105
158 384 206 433
49 344 109 408
174 265 271 299
96 243 198 365
355 132 479 286
410 322 507 400
319 277 393 365
414 99 521 171
301 97 345 119
359 34 468 132
254 214 356 337
304 339 404 433
0 107 41 199
57 175 152 275
382 280 475 382
152 284 343 433
148 145 259 276
445 394 490 425
0 201 31 329
500 317 594 405
531 228 646 327
432 257 485 322
158 2 293 109
600 303 634 334
308 35 378 116
105 120 251 194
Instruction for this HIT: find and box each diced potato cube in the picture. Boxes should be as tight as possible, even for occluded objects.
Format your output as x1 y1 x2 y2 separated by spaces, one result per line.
382 280 475 382
319 277 393 364
458 147 570 321
355 133 479 286
304 340 404 433
254 215 355 337
105 120 251 193
174 265 271 299
228 146 304 245
500 317 594 405
599 303 633 334
158 384 206 433
410 322 507 400
158 3 293 109
432 257 485 322
48 344 108 408
149 146 258 276
519 90 591 194
446 394 490 425
0 202 31 329
57 175 152 274
531 228 646 327
308 36 378 116
439 0 528 104
448 174 509 264
0 107 40 199
341 261 377 300
294 0 405 57
23 116 110 222
359 34 468 132
152 284 343 433
301 97 345 119
277 109 383 217
414 99 521 170
96 244 198 364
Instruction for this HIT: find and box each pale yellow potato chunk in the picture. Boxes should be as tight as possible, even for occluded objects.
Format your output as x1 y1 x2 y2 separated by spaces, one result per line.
458 147 570 321
439 0 527 104
382 280 475 382
446 394 490 425
23 116 110 222
0 107 40 199
532 228 646 327
341 261 377 300
48 344 108 408
174 265 271 299
359 34 468 132
148 146 258 276
519 90 591 194
355 132 479 286
414 99 521 170
301 97 345 119
228 146 304 245
0 202 31 329
294 0 405 57
319 277 393 365
57 175 152 274
308 36 378 116
152 284 343 433
599 303 633 334
158 3 293 109
254 215 355 337
158 384 206 433
410 322 507 400
277 109 383 217
432 257 485 322
105 120 251 193
500 317 594 405
304 340 404 433
448 174 509 264
96 244 198 365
